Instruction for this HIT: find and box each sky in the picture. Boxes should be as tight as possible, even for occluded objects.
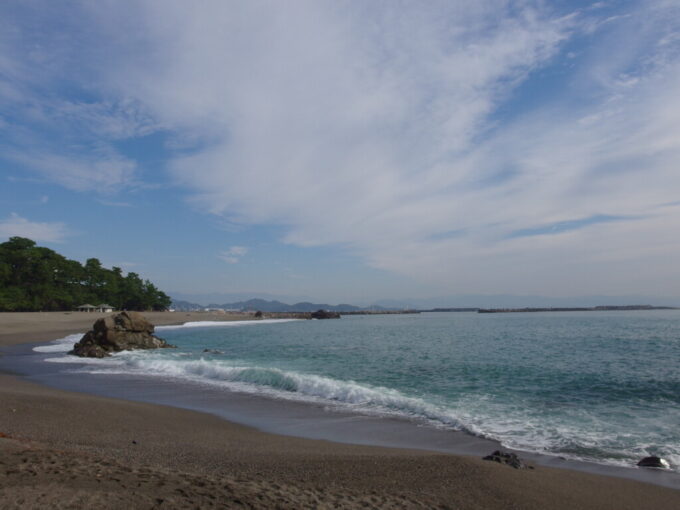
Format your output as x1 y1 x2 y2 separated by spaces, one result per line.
1 0 680 306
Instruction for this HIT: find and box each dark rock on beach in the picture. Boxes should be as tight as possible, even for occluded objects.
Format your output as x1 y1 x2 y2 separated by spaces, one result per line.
637 456 670 469
69 311 175 358
310 309 341 319
483 450 533 469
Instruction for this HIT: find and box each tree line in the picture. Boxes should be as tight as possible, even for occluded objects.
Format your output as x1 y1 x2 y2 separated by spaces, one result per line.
0 237 172 312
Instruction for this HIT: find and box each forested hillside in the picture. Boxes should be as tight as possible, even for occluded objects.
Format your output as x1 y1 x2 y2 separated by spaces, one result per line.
0 237 171 312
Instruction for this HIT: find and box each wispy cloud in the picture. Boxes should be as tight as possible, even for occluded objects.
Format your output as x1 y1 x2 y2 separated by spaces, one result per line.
4 147 137 193
107 0 680 294
49 98 160 140
507 215 636 239
219 246 248 264
2 1 679 296
0 6 155 194
0 213 69 243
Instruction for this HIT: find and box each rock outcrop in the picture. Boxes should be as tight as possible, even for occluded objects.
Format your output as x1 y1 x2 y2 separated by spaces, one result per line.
310 309 341 319
70 311 174 358
483 450 533 469
637 456 670 469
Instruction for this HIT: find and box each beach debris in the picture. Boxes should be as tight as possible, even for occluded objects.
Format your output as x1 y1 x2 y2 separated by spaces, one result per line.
637 456 670 469
483 450 534 469
310 309 341 319
69 311 175 358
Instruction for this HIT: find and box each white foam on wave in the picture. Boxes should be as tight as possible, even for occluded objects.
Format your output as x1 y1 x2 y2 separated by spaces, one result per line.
448 395 680 471
72 353 467 431
44 355 125 365
32 333 82 353
157 318 301 330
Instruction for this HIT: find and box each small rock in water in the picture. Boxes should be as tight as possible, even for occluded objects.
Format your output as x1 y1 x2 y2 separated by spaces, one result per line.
483 450 533 469
637 456 670 469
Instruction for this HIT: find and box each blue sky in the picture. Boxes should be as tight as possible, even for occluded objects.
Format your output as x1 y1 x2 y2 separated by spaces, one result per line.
1 0 679 305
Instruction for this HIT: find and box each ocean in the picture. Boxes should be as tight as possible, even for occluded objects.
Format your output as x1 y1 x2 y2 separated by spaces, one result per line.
32 311 680 473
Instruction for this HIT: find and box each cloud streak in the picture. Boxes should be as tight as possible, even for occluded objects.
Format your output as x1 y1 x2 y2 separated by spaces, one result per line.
0 5 152 193
2 0 679 296
120 0 678 295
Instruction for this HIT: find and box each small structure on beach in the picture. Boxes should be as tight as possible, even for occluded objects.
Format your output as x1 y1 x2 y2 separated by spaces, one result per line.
76 304 96 312
96 303 114 313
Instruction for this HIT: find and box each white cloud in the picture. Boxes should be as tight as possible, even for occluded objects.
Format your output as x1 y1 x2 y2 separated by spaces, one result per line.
3 0 680 296
0 7 152 193
49 98 160 140
4 147 137 193
0 213 69 243
84 0 679 296
219 246 248 264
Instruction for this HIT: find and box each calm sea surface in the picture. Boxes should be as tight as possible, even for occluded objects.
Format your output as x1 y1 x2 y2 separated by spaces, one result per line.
39 311 680 471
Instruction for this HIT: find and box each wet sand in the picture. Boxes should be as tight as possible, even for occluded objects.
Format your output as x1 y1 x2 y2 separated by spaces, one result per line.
1 312 679 509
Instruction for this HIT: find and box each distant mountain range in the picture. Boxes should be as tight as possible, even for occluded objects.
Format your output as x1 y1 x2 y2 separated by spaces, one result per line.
171 293 680 312
170 292 312 306
171 298 388 313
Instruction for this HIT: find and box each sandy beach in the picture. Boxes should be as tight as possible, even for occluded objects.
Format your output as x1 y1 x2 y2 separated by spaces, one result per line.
1 312 679 509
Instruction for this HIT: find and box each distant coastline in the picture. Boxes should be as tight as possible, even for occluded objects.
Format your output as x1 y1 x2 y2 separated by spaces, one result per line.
171 299 680 316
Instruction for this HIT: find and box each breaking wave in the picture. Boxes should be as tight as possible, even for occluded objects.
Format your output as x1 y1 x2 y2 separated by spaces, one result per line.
70 354 469 431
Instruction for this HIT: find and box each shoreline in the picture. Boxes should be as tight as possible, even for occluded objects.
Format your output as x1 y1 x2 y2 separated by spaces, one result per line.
2 312 680 508
7 337 680 490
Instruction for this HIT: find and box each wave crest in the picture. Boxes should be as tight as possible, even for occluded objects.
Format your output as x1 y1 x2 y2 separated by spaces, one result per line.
75 355 466 430
32 334 82 353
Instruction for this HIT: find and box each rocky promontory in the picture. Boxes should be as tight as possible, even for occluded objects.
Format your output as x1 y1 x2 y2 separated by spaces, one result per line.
69 311 174 358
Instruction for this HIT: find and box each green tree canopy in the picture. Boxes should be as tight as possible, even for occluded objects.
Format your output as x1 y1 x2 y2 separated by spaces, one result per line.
0 237 171 312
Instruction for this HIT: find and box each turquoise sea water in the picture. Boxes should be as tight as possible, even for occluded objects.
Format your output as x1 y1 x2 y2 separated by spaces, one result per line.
40 311 680 471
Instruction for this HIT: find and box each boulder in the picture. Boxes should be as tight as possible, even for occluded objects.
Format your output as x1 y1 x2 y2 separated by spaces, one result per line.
310 309 341 319
483 450 533 469
69 311 175 358
637 456 670 469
